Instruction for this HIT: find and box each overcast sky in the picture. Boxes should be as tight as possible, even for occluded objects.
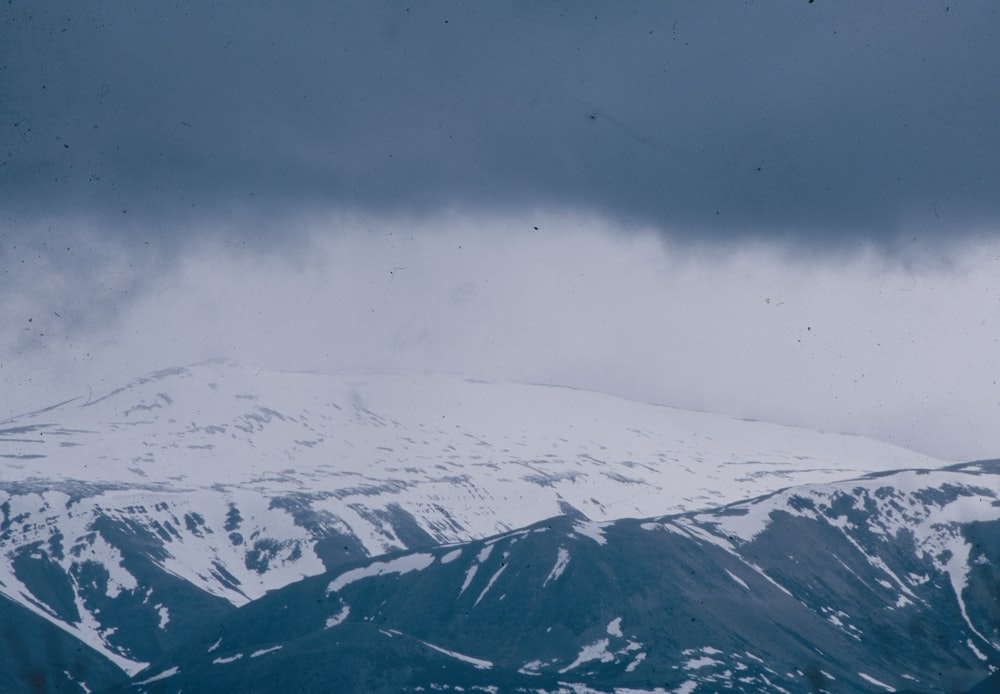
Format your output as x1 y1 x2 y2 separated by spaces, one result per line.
3 1 1000 460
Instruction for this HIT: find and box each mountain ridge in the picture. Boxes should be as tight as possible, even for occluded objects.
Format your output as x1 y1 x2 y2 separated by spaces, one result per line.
123 461 1000 693
0 360 960 685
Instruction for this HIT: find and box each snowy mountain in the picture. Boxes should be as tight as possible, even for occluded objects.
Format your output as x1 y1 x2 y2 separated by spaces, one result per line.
123 461 1000 693
0 360 951 687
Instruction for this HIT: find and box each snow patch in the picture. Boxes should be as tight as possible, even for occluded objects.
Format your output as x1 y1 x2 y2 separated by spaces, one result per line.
155 604 170 629
968 639 989 662
558 638 614 673
212 653 244 665
419 640 493 670
133 666 180 685
250 645 283 658
473 564 507 607
459 544 495 596
544 547 571 587
607 617 623 637
327 552 434 593
476 544 495 563
858 672 895 691
725 569 749 590
625 652 646 672
325 604 350 628
684 656 722 669
519 659 545 675
63 670 91 694
573 520 608 545
459 563 479 596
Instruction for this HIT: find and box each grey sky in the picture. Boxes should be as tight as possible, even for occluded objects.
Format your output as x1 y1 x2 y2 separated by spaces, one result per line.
4 1 998 248
4 2 1000 461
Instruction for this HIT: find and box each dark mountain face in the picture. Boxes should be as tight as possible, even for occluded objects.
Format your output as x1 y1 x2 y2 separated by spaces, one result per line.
121 462 1000 693
0 483 239 675
962 671 1000 694
0 592 127 693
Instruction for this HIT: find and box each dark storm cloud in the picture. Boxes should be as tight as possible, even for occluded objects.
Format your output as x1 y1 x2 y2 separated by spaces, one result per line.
2 0 999 248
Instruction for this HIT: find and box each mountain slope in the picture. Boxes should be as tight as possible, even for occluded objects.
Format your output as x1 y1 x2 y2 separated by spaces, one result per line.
4 359 945 522
0 591 126 693
123 461 1000 693
0 360 948 673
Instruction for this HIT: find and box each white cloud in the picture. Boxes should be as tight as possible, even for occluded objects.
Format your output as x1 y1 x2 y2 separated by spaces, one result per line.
5 210 1000 461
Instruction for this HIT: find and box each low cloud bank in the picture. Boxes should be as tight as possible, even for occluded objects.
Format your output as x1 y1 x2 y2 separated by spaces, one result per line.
4 210 999 461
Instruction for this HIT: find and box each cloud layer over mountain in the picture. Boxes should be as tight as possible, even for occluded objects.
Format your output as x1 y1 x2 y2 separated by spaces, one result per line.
3 1 999 460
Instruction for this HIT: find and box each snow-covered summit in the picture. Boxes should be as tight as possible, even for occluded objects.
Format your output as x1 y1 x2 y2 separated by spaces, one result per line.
0 359 950 673
2 358 945 520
